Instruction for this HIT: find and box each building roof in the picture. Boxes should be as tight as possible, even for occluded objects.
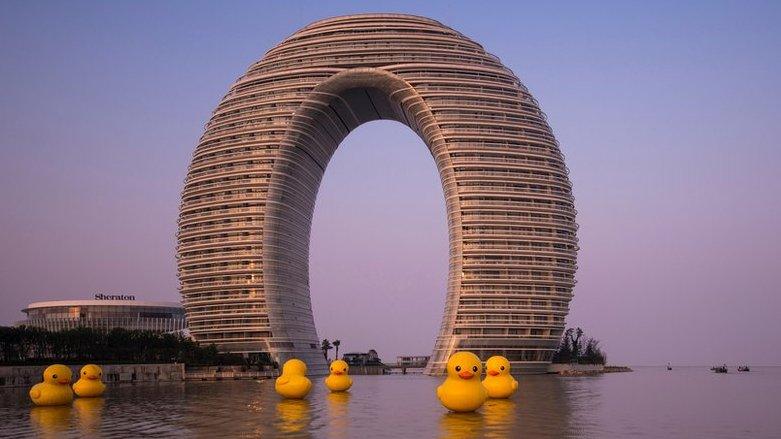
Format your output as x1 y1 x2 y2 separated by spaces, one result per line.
23 300 183 312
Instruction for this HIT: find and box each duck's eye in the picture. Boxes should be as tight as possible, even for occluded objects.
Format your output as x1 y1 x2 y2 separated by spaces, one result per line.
472 366 478 373
330 367 333 371
83 371 87 375
52 374 57 379
500 366 505 371
455 365 461 372
343 368 347 372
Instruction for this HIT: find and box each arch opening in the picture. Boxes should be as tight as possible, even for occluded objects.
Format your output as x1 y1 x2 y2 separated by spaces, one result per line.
308 119 449 366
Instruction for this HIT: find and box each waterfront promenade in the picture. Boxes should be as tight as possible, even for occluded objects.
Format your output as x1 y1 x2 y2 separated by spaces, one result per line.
0 364 281 387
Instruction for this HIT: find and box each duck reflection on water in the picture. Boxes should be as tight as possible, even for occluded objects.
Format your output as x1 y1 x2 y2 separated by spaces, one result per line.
482 398 516 437
326 390 351 436
275 398 311 434
29 405 71 438
7 374 581 437
73 396 105 434
439 411 484 439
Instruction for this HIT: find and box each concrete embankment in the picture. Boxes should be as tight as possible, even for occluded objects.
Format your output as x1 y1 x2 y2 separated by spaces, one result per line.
603 365 633 373
346 365 388 375
547 364 633 376
184 365 276 381
547 363 604 376
0 363 185 387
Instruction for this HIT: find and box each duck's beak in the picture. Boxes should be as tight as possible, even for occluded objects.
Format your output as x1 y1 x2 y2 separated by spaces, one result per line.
488 370 500 376
87 375 99 380
458 370 474 379
58 379 70 385
333 371 343 375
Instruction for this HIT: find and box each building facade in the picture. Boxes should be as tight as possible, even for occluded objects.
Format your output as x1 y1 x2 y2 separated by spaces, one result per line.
19 299 186 333
396 355 431 368
342 350 382 366
177 14 577 374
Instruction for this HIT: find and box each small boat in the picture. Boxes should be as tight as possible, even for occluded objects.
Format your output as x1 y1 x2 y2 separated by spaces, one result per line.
711 365 728 373
738 365 750 372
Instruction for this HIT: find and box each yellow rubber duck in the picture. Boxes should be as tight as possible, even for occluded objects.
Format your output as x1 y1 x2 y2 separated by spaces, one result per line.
324 359 352 392
482 355 518 398
275 359 312 399
436 352 488 412
73 364 106 397
29 364 74 406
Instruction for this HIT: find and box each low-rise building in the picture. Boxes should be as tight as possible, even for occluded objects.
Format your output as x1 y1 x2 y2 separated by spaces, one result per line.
343 349 382 366
18 295 186 333
396 355 431 367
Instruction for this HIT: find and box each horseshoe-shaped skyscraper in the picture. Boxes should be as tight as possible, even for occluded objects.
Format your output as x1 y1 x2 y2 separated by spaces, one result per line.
178 14 578 374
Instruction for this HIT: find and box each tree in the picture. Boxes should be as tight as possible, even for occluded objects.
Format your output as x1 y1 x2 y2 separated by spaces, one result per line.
581 338 606 365
321 338 333 362
332 339 341 360
552 327 607 365
552 332 573 364
568 327 583 360
0 326 265 366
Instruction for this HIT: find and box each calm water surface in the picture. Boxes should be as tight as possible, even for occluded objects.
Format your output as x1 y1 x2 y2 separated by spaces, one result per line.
1 366 780 438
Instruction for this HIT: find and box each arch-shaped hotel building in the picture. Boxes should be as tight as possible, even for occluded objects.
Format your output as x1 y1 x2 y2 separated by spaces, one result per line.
177 14 578 374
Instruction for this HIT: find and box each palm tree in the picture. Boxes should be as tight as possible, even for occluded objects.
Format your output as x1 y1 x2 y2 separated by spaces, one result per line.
332 339 341 360
568 327 583 361
321 339 333 362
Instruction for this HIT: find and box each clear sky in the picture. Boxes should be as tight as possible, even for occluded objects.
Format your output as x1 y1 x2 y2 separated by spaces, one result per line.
1 1 779 366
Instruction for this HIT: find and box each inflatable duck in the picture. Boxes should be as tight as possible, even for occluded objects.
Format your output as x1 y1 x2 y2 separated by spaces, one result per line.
73 364 106 397
324 360 352 392
436 351 488 412
482 355 518 399
275 359 312 399
29 364 74 406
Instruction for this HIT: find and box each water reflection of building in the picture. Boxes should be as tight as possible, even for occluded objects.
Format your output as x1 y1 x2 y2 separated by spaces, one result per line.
18 298 186 332
516 375 575 437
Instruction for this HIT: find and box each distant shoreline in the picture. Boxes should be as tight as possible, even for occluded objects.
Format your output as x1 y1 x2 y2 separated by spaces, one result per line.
549 364 632 376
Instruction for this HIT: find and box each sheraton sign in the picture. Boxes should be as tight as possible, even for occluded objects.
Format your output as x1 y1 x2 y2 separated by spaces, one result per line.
94 293 136 301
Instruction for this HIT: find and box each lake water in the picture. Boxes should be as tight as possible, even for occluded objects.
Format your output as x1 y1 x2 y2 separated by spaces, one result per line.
1 366 779 438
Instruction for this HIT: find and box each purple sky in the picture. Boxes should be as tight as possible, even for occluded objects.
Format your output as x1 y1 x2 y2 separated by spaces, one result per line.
1 1 779 366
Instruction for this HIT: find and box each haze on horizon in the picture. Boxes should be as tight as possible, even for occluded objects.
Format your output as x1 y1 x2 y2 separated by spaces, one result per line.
1 1 779 366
